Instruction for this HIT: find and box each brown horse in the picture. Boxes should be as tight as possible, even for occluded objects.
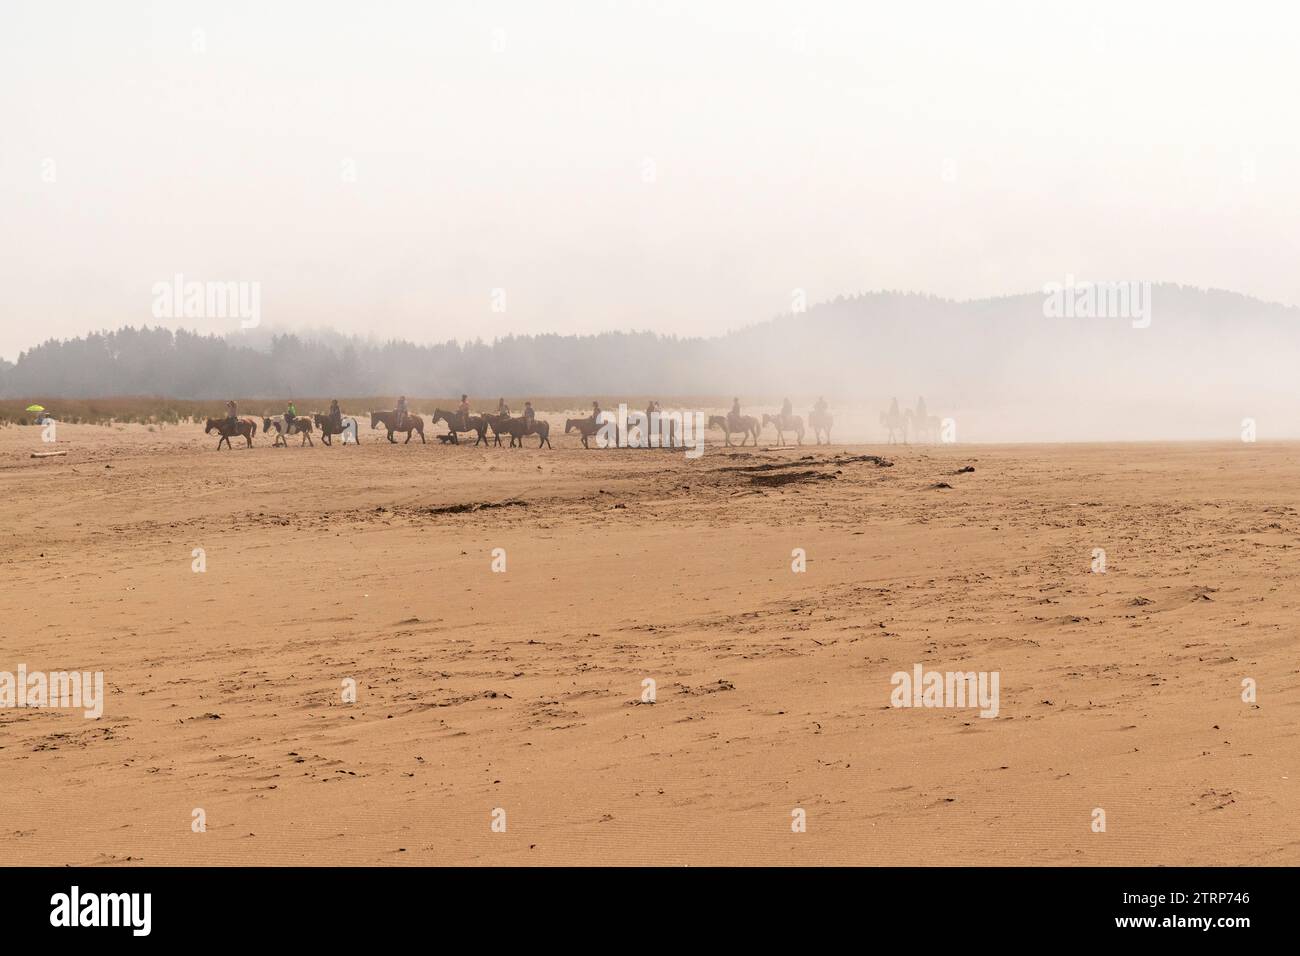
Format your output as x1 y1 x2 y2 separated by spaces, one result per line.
371 410 425 444
762 413 804 446
525 418 553 450
484 414 553 449
565 417 611 449
486 413 525 447
205 417 257 450
263 415 314 447
313 413 358 446
707 414 760 447
433 409 491 446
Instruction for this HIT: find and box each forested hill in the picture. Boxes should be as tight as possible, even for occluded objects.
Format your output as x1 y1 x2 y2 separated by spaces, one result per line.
3 285 1297 402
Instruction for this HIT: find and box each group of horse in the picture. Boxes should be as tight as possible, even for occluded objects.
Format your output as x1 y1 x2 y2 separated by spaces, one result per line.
203 403 959 451
879 404 942 444
707 409 835 447
202 409 554 450
203 413 360 449
368 409 555 448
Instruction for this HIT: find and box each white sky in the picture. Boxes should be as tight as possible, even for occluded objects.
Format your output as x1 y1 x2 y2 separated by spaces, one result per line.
2 0 1299 359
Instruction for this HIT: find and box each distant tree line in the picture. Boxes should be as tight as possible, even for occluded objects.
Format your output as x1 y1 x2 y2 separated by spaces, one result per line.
3 285 1294 402
0 325 719 399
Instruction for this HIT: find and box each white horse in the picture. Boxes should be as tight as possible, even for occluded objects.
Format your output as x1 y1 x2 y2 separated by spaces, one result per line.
262 414 314 447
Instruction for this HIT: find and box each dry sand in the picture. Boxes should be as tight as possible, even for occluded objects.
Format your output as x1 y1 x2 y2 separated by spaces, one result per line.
1 419 1296 865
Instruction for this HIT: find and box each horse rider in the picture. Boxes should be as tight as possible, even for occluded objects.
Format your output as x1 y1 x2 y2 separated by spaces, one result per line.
889 396 901 421
728 397 742 430
590 401 602 425
813 395 828 417
285 399 297 429
497 397 510 417
523 402 536 429
225 399 239 429
457 394 471 431
328 399 343 432
915 395 928 421
395 395 409 430
780 397 793 421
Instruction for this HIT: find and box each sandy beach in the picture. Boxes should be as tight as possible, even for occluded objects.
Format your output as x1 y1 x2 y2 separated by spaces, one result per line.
1 421 1296 866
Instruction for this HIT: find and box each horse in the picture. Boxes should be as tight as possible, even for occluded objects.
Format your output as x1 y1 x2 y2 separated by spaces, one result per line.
809 409 833 445
432 409 491 446
313 413 358 446
707 414 760 447
371 410 425 444
486 413 527 447
525 418 553 450
262 415 314 447
762 413 804 446
880 408 907 444
625 410 678 449
565 417 610 449
205 417 257 450
910 410 942 444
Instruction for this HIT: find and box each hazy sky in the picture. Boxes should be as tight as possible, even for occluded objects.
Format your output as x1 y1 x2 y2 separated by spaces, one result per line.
3 0 1299 360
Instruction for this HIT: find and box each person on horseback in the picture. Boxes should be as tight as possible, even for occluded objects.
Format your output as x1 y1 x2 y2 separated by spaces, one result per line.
523 402 535 428
915 395 928 421
285 400 297 429
497 398 510 417
728 397 742 430
889 396 900 420
225 399 238 428
590 401 602 424
328 399 342 432
780 397 793 420
395 395 408 430
813 395 828 416
457 394 470 431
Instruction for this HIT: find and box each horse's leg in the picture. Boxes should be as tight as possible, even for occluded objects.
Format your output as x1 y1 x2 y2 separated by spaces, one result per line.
419 426 425 444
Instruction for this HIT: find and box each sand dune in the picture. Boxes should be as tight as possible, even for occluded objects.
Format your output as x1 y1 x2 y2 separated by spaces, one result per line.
1 421 1296 865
